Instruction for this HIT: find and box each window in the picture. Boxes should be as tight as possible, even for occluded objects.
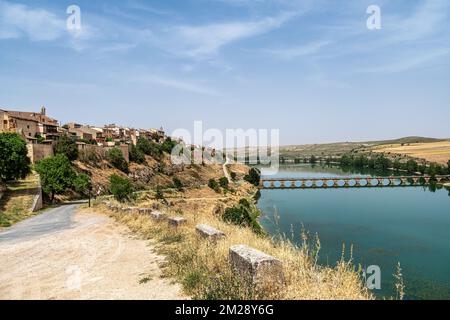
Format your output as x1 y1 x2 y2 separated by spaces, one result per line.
27 125 30 129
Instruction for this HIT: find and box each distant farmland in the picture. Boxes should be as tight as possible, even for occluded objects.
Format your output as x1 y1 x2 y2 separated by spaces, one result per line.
372 141 450 165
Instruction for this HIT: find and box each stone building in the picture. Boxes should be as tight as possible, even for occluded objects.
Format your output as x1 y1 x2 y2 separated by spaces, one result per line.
0 106 59 142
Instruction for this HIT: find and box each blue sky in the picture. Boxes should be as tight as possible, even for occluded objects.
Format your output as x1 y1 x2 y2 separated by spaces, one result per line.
1 0 449 145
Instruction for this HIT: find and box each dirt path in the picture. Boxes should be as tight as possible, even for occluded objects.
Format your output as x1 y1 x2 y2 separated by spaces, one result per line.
0 205 186 300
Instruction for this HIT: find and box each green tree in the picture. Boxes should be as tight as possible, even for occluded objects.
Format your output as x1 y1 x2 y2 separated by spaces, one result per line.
161 137 177 154
73 173 92 197
309 155 318 164
106 147 129 173
339 154 353 167
137 137 162 158
173 177 184 191
393 159 401 171
374 155 391 171
219 177 229 189
129 145 145 164
35 154 76 202
54 134 78 161
244 168 261 186
0 133 31 182
109 174 134 202
208 179 221 193
405 160 418 174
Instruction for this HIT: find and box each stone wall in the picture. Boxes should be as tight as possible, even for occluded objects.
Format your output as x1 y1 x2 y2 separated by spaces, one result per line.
27 143 54 164
0 183 6 201
78 144 130 163
30 176 43 212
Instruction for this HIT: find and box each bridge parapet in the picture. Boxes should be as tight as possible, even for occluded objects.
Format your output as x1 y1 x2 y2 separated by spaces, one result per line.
259 175 450 190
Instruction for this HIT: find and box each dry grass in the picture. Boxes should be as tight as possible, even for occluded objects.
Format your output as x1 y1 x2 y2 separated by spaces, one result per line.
0 173 40 228
93 189 372 300
372 141 450 165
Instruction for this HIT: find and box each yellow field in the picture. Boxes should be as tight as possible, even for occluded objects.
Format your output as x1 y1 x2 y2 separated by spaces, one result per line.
373 141 450 165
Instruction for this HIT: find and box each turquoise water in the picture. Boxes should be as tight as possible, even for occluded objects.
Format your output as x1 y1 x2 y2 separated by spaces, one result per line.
257 164 450 300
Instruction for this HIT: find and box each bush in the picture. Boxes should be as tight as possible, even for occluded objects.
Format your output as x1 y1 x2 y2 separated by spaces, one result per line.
405 159 418 174
222 198 263 234
54 134 78 161
73 173 92 197
0 133 31 182
208 179 221 193
219 177 229 189
161 137 178 154
35 154 76 202
130 145 145 164
109 174 134 202
155 185 165 200
230 172 237 181
173 178 184 191
244 168 261 186
137 137 162 158
107 147 129 173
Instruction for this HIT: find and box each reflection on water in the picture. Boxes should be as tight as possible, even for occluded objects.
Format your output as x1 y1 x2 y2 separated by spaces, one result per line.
257 164 450 300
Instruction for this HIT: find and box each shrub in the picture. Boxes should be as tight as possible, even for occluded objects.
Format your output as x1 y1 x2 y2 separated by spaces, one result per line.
230 172 237 181
73 173 92 197
109 174 134 202
0 133 31 182
244 168 261 186
130 145 145 164
107 147 129 173
35 154 76 202
219 177 229 189
155 185 165 200
161 137 178 154
173 178 184 191
222 198 263 234
137 137 162 158
54 134 78 161
208 179 221 193
405 159 418 174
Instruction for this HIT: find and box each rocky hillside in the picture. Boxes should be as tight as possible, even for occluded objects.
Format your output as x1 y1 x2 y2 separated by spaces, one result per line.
74 151 250 196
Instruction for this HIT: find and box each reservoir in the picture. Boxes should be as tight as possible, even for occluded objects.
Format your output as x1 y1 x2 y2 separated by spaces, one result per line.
257 164 450 300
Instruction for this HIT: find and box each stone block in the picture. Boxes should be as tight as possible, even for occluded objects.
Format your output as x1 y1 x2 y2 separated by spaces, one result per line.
150 211 167 221
168 216 187 227
229 245 285 291
196 224 225 242
138 208 151 215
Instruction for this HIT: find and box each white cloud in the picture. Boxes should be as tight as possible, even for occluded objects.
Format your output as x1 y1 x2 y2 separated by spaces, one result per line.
263 40 332 60
358 48 450 74
160 12 297 58
385 0 449 44
0 0 96 46
0 0 65 41
138 75 218 95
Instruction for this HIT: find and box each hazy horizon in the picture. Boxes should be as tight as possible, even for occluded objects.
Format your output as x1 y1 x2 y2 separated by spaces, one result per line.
1 0 450 145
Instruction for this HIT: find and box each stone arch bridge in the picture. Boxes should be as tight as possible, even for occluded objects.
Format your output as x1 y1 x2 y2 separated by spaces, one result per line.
260 175 450 189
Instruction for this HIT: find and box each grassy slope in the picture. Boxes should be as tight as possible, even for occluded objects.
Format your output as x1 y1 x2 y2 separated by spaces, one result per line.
91 161 372 300
0 173 40 228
